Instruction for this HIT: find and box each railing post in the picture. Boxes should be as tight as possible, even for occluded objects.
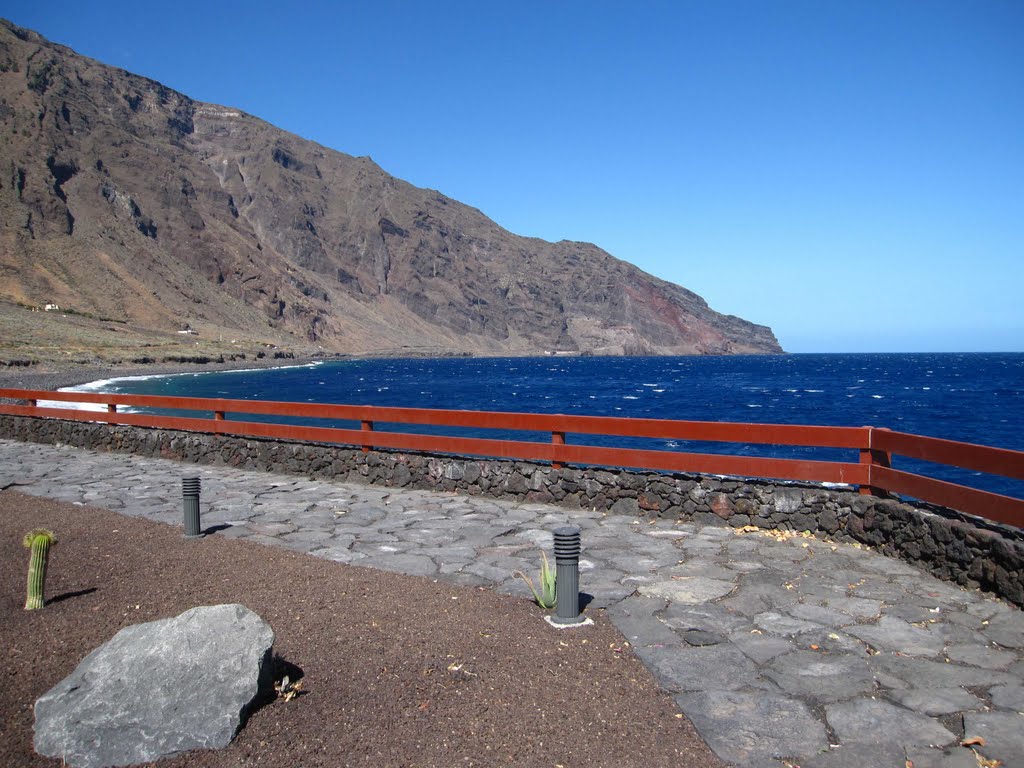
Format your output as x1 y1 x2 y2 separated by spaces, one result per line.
859 427 892 497
361 420 374 453
551 431 566 470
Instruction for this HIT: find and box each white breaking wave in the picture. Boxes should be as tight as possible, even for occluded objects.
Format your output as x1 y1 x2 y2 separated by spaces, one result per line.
36 396 110 413
39 360 324 413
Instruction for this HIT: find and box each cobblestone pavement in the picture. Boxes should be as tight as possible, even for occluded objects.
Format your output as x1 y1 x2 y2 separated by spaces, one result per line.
2 440 1022 768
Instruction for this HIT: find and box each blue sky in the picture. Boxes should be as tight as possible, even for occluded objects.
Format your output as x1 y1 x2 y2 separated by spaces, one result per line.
4 1 1022 352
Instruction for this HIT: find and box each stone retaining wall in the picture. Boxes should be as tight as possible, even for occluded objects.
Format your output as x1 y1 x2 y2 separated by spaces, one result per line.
2 415 1021 607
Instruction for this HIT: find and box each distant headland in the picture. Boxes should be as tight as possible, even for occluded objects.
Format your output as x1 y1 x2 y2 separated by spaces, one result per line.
0 18 781 365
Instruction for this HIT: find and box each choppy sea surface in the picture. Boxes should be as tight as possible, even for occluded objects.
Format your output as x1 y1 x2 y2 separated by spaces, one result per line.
71 353 1024 499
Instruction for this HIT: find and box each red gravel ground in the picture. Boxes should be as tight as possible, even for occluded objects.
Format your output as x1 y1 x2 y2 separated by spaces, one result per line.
0 490 724 768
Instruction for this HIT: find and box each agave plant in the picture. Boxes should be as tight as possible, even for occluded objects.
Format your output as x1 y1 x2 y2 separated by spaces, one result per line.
515 550 556 609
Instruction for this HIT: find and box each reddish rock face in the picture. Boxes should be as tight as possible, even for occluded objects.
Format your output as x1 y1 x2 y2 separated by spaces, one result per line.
638 491 664 512
710 492 735 519
0 19 782 359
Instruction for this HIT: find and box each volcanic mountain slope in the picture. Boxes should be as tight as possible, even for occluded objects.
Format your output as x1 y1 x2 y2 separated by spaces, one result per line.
0 19 782 362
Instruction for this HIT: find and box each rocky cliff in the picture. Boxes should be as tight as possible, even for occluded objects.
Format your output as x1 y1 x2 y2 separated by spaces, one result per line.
0 19 782 363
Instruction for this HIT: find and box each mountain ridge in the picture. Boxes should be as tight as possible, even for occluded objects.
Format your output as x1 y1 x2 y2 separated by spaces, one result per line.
0 18 783 364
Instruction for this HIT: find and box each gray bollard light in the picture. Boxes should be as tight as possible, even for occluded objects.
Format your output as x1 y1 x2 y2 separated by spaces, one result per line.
551 525 581 625
182 477 203 538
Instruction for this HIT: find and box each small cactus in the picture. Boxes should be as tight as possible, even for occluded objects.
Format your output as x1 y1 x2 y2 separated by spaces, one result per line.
23 529 56 610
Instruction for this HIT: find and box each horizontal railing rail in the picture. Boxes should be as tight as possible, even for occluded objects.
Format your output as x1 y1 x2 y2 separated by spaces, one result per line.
0 387 1021 529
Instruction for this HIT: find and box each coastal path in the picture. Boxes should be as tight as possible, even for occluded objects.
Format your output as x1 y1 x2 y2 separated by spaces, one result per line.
2 439 1022 767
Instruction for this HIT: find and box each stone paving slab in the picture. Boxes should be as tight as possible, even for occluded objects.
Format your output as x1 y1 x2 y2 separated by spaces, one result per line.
2 439 1023 768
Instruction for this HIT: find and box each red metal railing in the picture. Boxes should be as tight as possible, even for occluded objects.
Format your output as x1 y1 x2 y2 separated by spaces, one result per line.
0 387 1021 528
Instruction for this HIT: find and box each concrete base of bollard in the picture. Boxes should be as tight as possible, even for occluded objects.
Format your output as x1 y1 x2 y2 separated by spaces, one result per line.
544 615 593 630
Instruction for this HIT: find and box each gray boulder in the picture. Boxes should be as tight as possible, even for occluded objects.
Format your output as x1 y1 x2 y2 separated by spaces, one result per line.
34 603 275 768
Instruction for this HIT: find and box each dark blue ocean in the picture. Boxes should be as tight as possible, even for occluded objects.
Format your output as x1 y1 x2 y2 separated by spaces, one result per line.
76 353 1024 499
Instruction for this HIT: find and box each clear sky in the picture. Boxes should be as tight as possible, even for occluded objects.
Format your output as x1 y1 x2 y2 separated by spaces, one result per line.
4 1 1022 353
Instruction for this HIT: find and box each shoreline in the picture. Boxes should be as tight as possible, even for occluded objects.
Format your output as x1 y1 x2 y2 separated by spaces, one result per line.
0 357 326 392
0 348 557 392
0 349 498 392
